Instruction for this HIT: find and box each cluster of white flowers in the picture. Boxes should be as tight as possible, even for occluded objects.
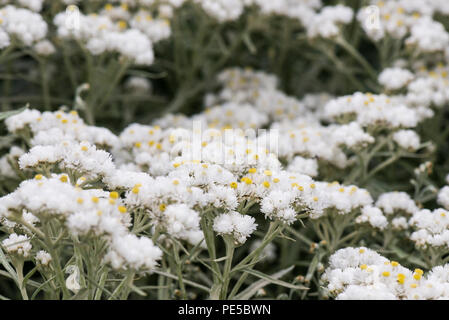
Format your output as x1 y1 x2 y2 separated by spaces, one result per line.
286 156 318 178
405 67 449 109
351 191 421 231
437 186 449 210
330 122 375 149
33 40 56 56
54 9 154 65
125 76 152 93
406 17 449 53
156 204 203 246
35 250 51 265
18 141 116 180
17 0 44 12
210 69 390 170
196 0 244 22
213 211 257 244
355 206 388 230
0 146 24 179
392 130 421 151
378 68 414 91
310 182 373 219
2 233 32 258
357 0 434 41
130 10 171 42
324 92 423 129
0 176 128 230
5 109 119 148
409 208 449 249
323 247 449 300
306 5 354 39
247 0 320 24
375 192 419 216
0 174 163 272
104 233 162 271
189 0 325 26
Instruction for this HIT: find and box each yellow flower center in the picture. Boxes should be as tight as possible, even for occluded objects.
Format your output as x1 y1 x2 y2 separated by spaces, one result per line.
132 186 140 194
110 192 119 199
118 20 127 29
118 206 127 214
414 268 423 275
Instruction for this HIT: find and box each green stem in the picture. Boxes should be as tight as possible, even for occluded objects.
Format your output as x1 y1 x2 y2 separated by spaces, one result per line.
62 44 77 92
228 222 282 299
173 243 187 299
108 271 135 300
200 211 221 286
363 153 400 184
335 36 378 80
15 260 28 300
42 222 70 299
219 237 235 300
39 59 51 110
95 61 130 114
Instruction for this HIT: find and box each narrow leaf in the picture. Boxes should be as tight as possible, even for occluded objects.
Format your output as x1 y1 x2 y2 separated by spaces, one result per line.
0 106 27 121
234 266 307 300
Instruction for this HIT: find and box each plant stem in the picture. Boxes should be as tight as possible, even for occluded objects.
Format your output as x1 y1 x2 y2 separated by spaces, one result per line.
109 271 135 300
173 243 187 299
219 237 235 299
228 222 282 299
335 36 378 80
39 59 51 110
15 260 28 300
